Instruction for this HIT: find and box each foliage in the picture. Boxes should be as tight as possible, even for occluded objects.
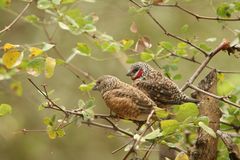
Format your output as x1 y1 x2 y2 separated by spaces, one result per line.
0 0 240 159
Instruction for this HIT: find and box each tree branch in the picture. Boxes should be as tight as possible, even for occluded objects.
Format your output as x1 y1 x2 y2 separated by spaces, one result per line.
153 3 240 21
217 130 240 160
162 49 240 74
181 39 230 91
189 84 240 109
0 0 32 34
122 110 155 160
129 0 209 57
28 78 134 138
190 69 221 160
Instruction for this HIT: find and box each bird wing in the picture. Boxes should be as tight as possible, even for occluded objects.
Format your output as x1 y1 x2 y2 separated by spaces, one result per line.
103 88 154 114
134 79 182 104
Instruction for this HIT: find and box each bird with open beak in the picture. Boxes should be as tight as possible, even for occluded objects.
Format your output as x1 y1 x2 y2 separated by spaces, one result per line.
126 62 199 107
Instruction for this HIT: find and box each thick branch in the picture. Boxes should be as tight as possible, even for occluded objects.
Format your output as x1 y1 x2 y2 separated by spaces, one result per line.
0 0 32 34
190 70 221 160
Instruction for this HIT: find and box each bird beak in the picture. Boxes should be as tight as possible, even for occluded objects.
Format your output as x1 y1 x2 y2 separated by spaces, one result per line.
92 85 98 91
126 69 133 77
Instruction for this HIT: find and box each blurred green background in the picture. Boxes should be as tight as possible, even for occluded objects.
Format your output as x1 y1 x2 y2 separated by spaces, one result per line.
0 0 239 160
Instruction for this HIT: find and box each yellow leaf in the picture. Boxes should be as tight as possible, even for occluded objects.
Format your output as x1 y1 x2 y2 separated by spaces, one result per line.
29 47 43 58
175 152 189 160
10 81 23 96
3 43 15 52
2 49 23 69
45 57 56 78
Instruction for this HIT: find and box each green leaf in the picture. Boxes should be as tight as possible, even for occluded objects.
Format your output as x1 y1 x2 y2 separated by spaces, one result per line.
52 0 61 5
100 42 120 53
206 37 217 42
198 122 216 138
62 0 76 4
78 99 85 108
159 41 173 50
161 120 179 135
85 98 95 109
121 39 134 50
155 108 169 119
174 103 199 122
0 104 12 116
217 81 234 96
126 57 136 64
56 129 65 137
143 128 162 140
82 108 94 120
42 42 55 51
140 52 154 62
47 126 57 139
177 42 187 49
217 3 233 18
0 0 9 8
58 22 70 31
234 2 240 11
199 43 212 51
180 24 189 33
74 43 91 56
173 74 182 80
38 105 45 111
27 57 45 76
10 81 23 96
79 82 95 91
37 0 53 9
25 15 40 24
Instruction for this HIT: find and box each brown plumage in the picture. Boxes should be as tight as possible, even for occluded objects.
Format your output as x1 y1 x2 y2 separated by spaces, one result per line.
92 75 157 121
126 62 199 107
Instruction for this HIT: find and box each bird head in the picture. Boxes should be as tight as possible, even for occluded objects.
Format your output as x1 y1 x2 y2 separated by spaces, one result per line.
126 62 153 80
92 75 120 94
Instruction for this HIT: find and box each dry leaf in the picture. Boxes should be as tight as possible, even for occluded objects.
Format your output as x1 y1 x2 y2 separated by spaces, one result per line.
134 36 152 52
130 21 138 33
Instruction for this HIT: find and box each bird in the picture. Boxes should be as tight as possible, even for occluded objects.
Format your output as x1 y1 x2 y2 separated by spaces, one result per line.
92 75 157 121
126 62 199 107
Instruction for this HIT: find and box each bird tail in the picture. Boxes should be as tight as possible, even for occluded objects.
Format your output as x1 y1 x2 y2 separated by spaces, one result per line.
183 96 200 104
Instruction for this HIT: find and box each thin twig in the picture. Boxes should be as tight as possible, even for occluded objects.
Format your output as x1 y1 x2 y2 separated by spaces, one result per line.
188 84 240 109
112 140 134 154
142 142 156 159
123 110 155 160
153 3 240 21
181 39 230 91
129 0 208 57
28 78 134 137
28 78 68 115
163 50 240 74
0 0 32 34
221 121 240 132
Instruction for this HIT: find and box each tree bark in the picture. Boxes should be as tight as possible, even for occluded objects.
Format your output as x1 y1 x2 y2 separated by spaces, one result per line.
190 69 222 160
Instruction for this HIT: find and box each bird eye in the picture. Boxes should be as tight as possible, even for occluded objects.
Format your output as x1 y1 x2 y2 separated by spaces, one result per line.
96 81 100 85
132 67 139 73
